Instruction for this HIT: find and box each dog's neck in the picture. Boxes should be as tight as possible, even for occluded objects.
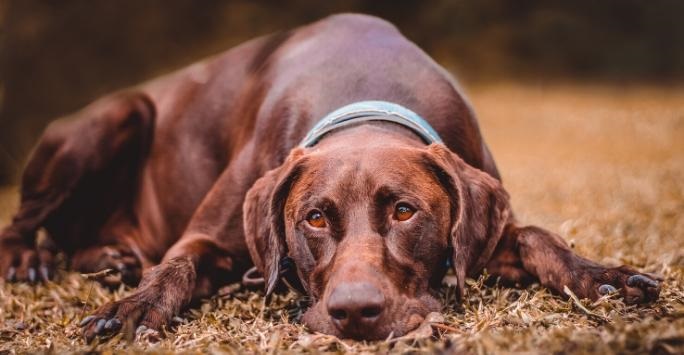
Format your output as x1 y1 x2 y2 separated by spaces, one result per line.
309 120 431 151
300 101 443 148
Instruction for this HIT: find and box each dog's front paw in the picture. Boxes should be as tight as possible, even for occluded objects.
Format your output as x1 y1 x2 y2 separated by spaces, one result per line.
80 256 196 343
80 289 173 343
0 235 55 283
593 265 661 304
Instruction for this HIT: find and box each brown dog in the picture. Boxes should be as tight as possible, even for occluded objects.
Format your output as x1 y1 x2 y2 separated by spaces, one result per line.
0 14 660 341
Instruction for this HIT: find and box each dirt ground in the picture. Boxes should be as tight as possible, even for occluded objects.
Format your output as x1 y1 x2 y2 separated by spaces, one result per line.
0 82 683 354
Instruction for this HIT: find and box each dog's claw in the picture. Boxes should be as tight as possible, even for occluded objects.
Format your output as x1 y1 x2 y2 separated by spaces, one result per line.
28 268 37 283
627 274 658 288
6 267 16 282
39 265 51 281
104 318 122 331
116 262 127 273
598 284 617 295
79 315 95 327
94 319 106 334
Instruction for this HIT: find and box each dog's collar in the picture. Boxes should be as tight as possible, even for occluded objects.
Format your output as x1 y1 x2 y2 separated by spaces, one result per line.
299 100 443 147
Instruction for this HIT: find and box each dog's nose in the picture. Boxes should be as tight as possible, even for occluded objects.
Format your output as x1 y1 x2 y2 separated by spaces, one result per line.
327 282 386 332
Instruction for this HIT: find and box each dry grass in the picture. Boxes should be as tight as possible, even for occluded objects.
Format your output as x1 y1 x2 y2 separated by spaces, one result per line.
1 82 683 354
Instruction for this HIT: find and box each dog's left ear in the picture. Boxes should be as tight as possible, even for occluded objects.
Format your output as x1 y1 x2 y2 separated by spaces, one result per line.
243 149 305 295
424 144 511 299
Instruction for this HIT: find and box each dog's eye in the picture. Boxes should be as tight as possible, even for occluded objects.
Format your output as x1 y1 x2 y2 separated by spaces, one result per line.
306 210 327 228
394 203 415 221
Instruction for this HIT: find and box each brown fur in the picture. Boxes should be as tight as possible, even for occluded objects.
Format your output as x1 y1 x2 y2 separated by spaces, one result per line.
0 14 659 341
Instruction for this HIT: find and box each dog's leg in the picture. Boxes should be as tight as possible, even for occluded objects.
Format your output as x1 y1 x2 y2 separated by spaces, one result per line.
0 92 155 283
81 151 254 342
80 236 237 342
482 224 536 287
485 223 660 304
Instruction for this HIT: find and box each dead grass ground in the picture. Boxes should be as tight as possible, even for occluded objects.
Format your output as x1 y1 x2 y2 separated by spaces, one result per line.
1 83 683 354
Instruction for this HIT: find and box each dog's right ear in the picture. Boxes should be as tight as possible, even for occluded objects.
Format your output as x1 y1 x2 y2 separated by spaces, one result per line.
243 149 305 295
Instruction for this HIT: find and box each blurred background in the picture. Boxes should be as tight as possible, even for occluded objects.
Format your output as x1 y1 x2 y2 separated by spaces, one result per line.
1 0 683 184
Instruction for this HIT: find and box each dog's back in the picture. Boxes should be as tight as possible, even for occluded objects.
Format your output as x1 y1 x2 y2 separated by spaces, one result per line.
130 14 493 262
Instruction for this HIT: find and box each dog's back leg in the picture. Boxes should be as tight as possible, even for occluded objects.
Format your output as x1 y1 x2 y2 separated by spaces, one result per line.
0 91 155 283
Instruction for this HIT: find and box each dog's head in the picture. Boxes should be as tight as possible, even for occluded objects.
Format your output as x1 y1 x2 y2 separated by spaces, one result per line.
243 132 510 340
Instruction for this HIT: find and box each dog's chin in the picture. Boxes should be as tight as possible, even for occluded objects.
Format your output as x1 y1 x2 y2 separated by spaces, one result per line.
301 294 441 340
